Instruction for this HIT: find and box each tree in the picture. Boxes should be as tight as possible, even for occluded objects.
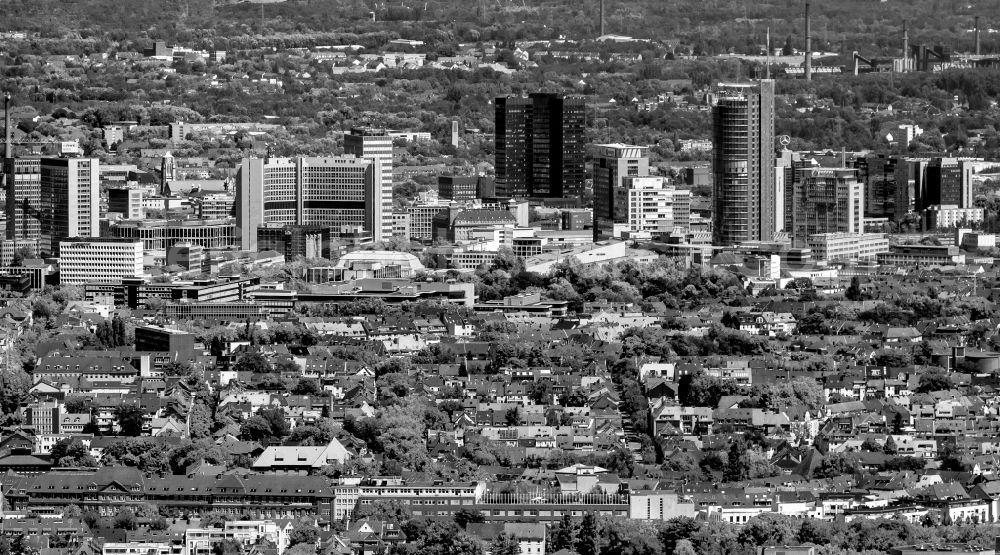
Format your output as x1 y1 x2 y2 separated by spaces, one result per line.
189 403 212 439
505 407 521 426
860 437 884 453
163 361 194 377
291 378 323 396
115 404 146 436
550 513 577 552
490 534 520 555
678 371 741 407
721 311 740 329
63 397 89 413
916 370 954 393
113 509 138 530
673 539 697 555
234 352 273 374
576 513 600 555
453 509 484 529
288 525 319 547
62 504 83 519
724 439 778 482
845 276 865 301
814 452 860 478
782 35 794 56
659 517 700 554
51 438 98 467
796 313 830 335
884 434 899 455
212 539 243 555
241 408 290 442
872 349 913 369
352 499 413 524
892 411 905 434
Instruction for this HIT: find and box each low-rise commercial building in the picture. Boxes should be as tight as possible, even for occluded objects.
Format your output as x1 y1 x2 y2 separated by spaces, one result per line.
806 233 890 261
876 244 966 266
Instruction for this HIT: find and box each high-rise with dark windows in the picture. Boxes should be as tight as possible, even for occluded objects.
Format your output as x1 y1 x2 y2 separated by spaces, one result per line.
495 93 585 200
711 80 776 246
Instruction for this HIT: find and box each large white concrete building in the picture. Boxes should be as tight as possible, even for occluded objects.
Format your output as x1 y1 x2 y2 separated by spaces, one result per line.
58 238 143 285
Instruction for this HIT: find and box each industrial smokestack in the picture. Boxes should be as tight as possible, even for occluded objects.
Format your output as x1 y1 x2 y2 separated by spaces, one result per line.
600 0 605 37
976 16 981 55
3 92 10 161
804 3 812 81
903 20 909 71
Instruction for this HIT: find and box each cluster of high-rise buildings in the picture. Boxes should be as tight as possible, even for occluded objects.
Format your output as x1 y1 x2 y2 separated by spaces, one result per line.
706 79 981 259
0 87 988 289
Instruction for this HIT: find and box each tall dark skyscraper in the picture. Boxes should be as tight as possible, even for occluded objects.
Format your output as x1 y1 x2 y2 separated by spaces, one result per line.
495 93 585 200
712 80 776 246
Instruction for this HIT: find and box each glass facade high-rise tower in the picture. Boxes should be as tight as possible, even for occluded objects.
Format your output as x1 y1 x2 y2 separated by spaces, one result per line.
39 157 99 257
495 93 585 200
711 80 776 246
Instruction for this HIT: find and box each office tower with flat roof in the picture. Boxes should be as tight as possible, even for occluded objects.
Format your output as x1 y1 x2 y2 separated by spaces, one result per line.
40 157 100 256
594 144 649 221
4 157 41 246
495 93 586 200
711 80 776 246
344 127 393 240
612 176 689 238
790 167 864 245
108 188 144 220
593 143 649 239
924 157 974 209
236 156 382 252
854 155 899 219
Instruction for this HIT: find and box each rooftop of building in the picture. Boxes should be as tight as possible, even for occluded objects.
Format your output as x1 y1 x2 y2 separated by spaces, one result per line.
452 209 517 225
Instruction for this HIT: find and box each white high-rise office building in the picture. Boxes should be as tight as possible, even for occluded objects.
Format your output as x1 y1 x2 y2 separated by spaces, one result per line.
236 156 383 252
344 128 393 241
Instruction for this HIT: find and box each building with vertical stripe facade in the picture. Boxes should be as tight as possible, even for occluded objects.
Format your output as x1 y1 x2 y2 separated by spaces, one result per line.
236 156 382 252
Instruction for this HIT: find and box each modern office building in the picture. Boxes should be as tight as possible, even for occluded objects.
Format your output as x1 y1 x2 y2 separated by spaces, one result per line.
4 157 41 247
236 156 383 251
160 152 175 194
711 80 776 246
594 144 649 239
108 218 237 251
134 325 195 353
494 93 586 200
99 164 138 186
789 168 864 244
610 177 691 239
166 242 204 271
924 205 985 230
924 158 974 209
806 233 890 262
854 155 899 219
40 157 100 256
407 203 450 241
438 175 495 201
59 238 143 285
344 128 393 240
193 192 235 220
108 188 143 220
894 158 928 220
256 224 333 259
